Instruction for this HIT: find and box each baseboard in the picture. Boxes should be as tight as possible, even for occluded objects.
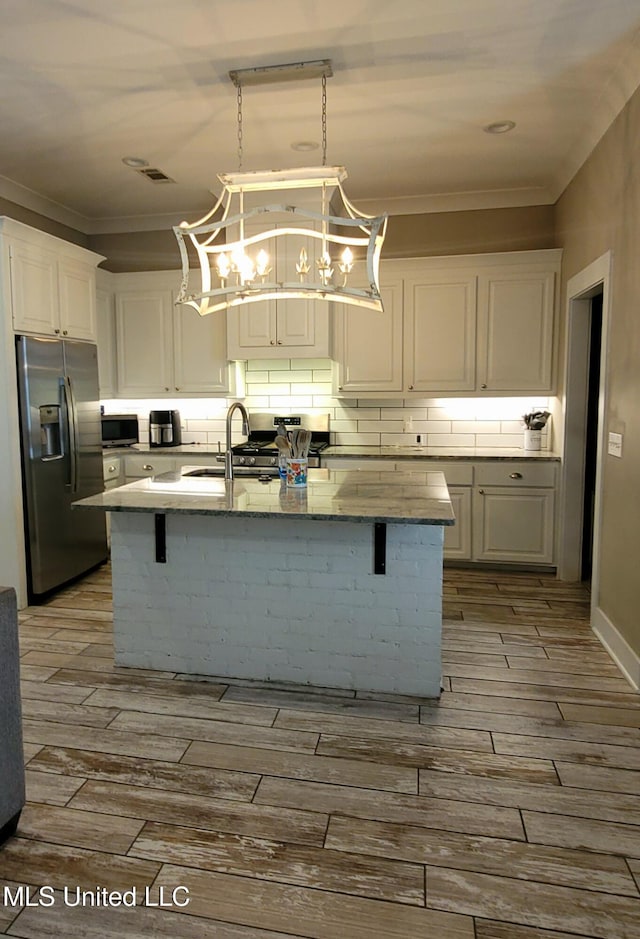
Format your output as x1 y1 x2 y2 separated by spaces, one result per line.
592 605 640 691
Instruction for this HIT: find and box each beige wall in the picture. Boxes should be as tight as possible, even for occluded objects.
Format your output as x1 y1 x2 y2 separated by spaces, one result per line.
383 205 556 258
555 84 640 662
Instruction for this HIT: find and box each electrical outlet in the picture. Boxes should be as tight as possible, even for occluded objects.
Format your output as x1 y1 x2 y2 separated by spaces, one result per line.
608 432 623 457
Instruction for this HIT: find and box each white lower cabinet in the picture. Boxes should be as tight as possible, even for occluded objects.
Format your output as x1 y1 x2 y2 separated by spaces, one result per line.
123 453 179 482
324 457 556 567
472 461 556 565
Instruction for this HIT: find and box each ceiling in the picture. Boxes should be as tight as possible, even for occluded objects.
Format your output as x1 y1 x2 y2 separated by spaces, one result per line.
2 0 640 234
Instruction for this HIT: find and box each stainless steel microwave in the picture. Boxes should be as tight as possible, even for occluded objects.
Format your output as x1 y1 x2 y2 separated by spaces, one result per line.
101 414 139 447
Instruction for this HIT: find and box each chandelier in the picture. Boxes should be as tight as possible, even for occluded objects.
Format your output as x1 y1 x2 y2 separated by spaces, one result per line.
174 60 388 316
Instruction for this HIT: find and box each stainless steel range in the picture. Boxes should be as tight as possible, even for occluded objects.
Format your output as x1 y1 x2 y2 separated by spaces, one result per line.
220 412 330 475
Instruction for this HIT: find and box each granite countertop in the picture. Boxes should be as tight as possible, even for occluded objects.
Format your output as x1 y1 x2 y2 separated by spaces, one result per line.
108 443 560 462
75 468 455 526
322 445 561 461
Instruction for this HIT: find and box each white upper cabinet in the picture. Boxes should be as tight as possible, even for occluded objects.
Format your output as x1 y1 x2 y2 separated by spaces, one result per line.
96 277 117 398
477 269 556 392
226 221 329 359
333 275 403 395
114 271 237 398
332 249 561 397
6 220 102 341
404 272 477 393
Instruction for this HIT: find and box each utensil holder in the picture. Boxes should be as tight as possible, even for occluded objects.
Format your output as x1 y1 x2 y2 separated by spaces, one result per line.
524 429 542 451
286 457 308 487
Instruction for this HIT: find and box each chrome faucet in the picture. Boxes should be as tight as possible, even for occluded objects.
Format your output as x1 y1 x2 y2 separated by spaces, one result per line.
225 402 250 481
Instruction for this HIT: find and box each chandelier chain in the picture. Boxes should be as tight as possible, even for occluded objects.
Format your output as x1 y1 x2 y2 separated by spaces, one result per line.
237 82 243 170
321 72 327 167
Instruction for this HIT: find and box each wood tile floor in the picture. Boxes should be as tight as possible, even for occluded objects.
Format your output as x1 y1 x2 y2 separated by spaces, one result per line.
2 564 640 938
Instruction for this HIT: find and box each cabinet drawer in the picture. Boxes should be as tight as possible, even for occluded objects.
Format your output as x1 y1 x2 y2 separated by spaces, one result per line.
395 460 473 486
102 456 122 482
124 454 178 478
475 461 556 488
323 459 394 471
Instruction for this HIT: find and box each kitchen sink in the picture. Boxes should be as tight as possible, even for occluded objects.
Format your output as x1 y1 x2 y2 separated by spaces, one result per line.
183 467 224 477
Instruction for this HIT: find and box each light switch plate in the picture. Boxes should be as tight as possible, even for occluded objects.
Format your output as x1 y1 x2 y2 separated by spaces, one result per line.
608 432 623 457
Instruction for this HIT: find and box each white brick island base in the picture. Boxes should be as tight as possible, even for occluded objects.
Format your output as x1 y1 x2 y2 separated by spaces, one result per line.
109 513 444 697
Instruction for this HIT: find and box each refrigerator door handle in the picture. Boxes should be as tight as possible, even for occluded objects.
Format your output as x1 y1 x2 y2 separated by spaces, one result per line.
63 376 79 494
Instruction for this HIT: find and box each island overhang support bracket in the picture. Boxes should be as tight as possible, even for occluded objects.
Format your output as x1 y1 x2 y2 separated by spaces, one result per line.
373 523 386 575
155 514 167 563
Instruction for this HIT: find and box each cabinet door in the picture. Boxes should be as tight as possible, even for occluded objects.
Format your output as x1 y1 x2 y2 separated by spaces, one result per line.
115 290 173 396
333 277 403 395
96 288 116 397
473 486 555 564
444 486 472 560
58 259 97 341
477 270 556 392
173 303 232 393
404 273 477 393
9 240 59 335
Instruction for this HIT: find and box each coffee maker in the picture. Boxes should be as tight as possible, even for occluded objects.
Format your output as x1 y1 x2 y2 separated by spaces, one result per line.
149 410 182 448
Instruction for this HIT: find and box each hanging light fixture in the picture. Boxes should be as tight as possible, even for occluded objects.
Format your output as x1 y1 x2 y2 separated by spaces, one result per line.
173 59 388 316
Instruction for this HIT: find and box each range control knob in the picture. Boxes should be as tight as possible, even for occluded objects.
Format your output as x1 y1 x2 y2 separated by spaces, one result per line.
238 456 246 465
248 457 256 466
269 457 277 466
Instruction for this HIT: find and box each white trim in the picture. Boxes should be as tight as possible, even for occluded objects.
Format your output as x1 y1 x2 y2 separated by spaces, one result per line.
557 252 612 596
592 605 640 691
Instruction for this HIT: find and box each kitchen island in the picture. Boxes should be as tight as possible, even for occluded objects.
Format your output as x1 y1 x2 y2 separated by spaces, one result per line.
75 467 454 696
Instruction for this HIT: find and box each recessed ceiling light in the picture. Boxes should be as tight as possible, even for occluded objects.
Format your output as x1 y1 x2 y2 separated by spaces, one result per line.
122 156 149 168
483 121 516 135
291 140 319 152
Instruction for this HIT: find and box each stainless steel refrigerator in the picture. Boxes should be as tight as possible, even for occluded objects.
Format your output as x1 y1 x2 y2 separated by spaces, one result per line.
16 335 108 599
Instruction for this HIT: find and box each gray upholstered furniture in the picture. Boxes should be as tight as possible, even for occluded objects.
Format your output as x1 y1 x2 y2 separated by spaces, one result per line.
0 586 24 843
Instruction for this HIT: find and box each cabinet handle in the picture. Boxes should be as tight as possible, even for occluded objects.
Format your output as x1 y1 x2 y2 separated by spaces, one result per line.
509 472 523 479
143 464 153 471
481 383 487 389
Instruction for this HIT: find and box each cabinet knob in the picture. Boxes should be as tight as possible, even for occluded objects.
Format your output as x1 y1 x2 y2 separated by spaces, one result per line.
165 387 170 391
479 489 485 494
175 386 180 391
62 330 68 335
509 472 523 479
277 340 283 345
270 340 276 345
408 385 414 391
108 465 116 472
143 464 153 471
54 328 60 334
481 383 487 389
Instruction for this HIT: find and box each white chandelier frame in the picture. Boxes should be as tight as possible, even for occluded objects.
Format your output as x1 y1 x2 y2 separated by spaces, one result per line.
173 59 388 317
174 166 388 316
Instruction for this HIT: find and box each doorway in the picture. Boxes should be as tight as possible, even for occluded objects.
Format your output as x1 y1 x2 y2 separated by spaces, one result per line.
580 290 602 581
557 252 611 612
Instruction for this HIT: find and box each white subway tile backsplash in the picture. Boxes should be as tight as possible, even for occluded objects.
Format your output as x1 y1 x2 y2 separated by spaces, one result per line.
105 362 554 451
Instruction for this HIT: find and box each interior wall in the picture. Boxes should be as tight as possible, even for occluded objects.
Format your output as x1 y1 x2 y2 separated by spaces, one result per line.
0 198 87 248
89 205 556 272
555 83 640 661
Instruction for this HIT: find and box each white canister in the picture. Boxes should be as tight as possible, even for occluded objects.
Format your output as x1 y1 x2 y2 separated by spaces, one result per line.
524 429 542 451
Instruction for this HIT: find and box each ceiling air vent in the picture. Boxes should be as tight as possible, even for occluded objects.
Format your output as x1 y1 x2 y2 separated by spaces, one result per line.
136 167 175 184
